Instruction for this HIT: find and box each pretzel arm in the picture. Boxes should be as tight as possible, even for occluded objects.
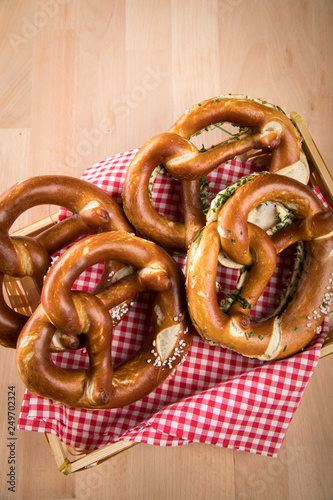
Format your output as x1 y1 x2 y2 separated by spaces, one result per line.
8 236 51 287
123 133 194 250
36 197 132 256
0 274 27 349
35 215 102 256
1 175 132 269
277 236 333 358
227 223 277 328
271 211 333 253
217 173 325 265
96 273 143 308
187 222 275 356
165 131 280 181
96 267 172 325
16 293 114 408
169 95 302 172
186 222 231 336
186 222 278 358
180 180 206 248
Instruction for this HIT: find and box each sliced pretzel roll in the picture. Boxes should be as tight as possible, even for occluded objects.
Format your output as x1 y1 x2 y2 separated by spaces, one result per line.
215 173 324 266
169 95 309 182
16 231 190 409
186 173 333 360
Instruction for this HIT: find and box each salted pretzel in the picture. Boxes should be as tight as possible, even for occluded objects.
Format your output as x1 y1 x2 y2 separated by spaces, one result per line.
123 95 308 251
0 175 132 349
16 231 190 409
186 173 333 360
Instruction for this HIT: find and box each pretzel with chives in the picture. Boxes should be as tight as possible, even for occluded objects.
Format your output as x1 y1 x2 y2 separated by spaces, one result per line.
16 231 190 409
123 95 308 252
186 173 333 360
0 175 132 349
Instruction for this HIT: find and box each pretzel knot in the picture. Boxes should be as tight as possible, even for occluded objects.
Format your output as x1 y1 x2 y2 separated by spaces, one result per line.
186 173 333 360
123 95 308 252
16 231 190 409
0 175 132 349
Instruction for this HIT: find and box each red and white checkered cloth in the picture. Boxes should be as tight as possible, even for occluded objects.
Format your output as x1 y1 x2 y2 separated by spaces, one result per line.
18 150 330 457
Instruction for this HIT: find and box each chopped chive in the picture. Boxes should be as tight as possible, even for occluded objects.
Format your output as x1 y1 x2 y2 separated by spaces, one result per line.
192 228 204 243
238 297 253 310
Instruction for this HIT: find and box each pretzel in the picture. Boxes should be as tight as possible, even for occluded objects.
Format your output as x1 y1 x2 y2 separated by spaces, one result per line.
186 173 333 360
123 95 308 251
0 175 132 349
16 231 190 409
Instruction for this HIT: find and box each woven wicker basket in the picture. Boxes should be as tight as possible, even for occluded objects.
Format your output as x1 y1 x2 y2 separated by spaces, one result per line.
4 113 333 474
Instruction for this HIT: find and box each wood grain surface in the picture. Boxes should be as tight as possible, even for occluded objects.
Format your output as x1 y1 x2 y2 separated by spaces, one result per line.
0 1 332 499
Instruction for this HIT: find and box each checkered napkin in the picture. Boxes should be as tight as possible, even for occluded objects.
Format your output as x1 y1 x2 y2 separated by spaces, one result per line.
18 151 330 457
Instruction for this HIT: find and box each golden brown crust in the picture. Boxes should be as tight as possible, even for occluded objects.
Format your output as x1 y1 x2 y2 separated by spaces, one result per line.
123 95 306 252
16 231 191 409
169 95 302 172
0 175 132 349
2 95 327 410
217 173 325 266
186 173 333 360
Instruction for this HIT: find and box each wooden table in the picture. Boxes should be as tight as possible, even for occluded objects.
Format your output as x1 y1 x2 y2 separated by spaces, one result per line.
0 1 332 498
